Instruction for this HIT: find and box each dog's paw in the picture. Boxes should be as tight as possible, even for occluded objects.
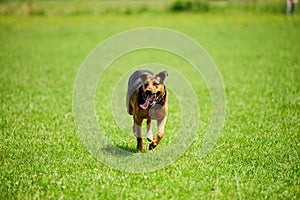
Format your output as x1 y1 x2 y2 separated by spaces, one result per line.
149 142 157 150
137 145 145 152
138 147 145 152
137 138 145 152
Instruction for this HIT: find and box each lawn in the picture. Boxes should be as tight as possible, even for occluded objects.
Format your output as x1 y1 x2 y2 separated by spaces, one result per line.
1 4 299 199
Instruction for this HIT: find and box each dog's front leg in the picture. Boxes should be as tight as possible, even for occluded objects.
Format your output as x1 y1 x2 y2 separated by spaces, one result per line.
134 116 144 152
146 119 153 142
149 116 166 150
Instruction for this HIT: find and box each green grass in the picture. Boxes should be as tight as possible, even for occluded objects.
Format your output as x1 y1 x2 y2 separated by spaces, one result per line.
1 9 300 200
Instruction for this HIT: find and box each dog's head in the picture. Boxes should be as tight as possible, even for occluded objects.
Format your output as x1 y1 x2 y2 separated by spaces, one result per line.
139 70 168 110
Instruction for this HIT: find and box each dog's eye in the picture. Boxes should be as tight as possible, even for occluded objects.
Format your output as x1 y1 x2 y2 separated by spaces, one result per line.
144 83 149 87
153 82 159 86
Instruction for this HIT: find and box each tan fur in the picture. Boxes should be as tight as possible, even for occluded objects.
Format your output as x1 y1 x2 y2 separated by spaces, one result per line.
126 70 168 151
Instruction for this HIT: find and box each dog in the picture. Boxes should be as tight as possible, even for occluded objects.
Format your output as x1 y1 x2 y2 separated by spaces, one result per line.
126 70 168 151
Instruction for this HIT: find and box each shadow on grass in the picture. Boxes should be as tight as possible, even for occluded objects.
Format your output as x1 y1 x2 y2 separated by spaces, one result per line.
116 144 140 153
101 143 140 157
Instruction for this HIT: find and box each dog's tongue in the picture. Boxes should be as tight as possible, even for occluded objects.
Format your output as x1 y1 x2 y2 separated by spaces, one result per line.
139 96 154 110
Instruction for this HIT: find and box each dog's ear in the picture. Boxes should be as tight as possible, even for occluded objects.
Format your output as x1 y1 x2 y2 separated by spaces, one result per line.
156 71 168 84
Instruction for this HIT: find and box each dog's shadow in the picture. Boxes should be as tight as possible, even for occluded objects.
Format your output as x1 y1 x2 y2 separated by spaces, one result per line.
116 144 140 153
101 143 141 156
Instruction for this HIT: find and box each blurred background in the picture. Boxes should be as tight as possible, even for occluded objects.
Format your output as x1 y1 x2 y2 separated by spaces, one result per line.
0 0 297 16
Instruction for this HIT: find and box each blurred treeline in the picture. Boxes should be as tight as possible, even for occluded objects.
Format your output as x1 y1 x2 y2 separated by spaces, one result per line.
0 0 295 16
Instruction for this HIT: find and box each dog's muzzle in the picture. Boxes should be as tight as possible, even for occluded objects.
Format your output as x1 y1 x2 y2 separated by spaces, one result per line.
139 93 157 110
139 90 165 110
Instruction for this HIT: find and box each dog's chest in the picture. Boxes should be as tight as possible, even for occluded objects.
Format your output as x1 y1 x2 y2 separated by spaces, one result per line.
148 105 166 120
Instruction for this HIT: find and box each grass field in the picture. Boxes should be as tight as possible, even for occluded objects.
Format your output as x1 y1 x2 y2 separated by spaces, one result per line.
1 3 300 199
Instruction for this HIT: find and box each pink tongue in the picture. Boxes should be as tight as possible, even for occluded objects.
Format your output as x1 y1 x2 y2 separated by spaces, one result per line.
139 96 154 110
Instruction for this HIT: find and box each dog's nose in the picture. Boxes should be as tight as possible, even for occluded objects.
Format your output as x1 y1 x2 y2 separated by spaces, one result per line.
145 89 152 95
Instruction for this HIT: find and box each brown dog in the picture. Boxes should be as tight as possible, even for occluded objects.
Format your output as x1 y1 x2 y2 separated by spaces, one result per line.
126 70 168 151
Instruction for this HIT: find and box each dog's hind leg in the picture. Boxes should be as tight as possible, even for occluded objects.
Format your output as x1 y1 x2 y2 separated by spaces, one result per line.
134 116 144 152
146 119 153 142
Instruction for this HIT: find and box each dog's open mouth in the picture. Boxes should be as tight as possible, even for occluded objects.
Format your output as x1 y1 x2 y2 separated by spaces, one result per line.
139 94 157 110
